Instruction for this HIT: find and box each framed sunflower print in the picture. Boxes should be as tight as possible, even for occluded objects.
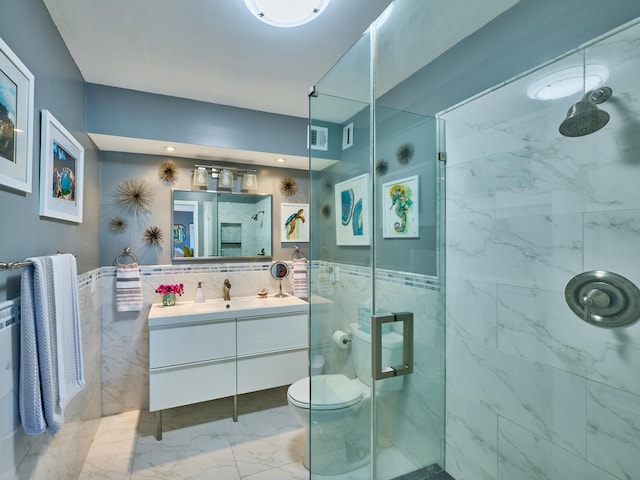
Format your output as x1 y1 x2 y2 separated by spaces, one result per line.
382 175 419 238
39 110 85 223
0 36 35 193
335 173 370 246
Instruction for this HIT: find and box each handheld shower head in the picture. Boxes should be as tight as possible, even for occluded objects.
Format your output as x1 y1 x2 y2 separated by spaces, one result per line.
559 87 612 137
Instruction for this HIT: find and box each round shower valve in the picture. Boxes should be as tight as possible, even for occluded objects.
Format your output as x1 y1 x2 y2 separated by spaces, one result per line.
565 271 640 328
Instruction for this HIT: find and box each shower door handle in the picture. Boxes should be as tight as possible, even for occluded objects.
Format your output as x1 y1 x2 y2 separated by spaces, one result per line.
371 312 414 380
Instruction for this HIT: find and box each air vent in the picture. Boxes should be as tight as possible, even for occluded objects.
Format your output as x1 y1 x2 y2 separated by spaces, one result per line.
309 125 328 151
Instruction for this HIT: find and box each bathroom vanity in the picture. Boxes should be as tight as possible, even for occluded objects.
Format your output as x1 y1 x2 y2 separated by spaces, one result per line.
147 294 308 438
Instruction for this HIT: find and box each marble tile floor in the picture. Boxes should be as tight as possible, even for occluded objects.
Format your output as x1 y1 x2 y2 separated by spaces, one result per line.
79 386 443 480
79 386 310 480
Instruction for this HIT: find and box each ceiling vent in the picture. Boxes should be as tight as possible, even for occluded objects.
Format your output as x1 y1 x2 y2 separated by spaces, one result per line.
309 125 328 151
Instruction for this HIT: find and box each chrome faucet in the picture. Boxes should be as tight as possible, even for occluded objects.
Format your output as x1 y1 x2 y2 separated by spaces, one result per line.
223 279 231 301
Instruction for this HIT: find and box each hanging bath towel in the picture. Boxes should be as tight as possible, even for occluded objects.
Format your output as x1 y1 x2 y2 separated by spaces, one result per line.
292 257 309 300
19 254 85 435
115 262 143 312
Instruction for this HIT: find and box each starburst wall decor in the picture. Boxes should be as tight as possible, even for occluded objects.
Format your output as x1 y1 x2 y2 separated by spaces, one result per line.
143 226 163 245
115 177 154 216
158 160 179 185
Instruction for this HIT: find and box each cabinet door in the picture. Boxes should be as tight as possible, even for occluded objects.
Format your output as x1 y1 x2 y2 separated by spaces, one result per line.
150 318 235 368
237 312 307 356
150 358 236 411
237 349 308 395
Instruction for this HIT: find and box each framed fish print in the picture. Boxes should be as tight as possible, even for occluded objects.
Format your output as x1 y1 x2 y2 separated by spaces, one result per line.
382 175 419 238
335 173 370 246
281 203 308 243
39 110 85 223
0 36 35 193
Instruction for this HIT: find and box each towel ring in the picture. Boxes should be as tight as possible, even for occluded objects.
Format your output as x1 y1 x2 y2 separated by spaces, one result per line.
114 247 138 265
292 245 306 260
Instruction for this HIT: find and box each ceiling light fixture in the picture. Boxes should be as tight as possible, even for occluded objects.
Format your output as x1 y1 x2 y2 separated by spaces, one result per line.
243 0 331 28
164 146 176 152
527 64 609 100
276 157 286 163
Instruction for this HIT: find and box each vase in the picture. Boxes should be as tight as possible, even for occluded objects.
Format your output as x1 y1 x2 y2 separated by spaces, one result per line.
162 293 176 306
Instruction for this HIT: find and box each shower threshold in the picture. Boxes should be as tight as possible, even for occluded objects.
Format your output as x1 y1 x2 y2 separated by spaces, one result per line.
392 463 455 480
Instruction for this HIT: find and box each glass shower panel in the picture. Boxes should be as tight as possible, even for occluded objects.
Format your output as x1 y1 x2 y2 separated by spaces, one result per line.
309 29 374 477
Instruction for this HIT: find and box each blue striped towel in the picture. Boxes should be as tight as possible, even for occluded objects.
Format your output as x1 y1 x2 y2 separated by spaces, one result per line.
115 262 143 312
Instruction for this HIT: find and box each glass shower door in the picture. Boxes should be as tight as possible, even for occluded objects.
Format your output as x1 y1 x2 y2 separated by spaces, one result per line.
308 3 446 476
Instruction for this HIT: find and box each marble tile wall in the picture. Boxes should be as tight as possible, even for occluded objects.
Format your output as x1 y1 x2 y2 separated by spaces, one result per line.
1 270 103 480
442 20 640 480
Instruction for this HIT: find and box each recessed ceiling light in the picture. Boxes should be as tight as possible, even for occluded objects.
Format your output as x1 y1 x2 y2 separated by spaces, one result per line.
276 157 286 163
243 0 331 28
527 64 609 100
164 146 176 152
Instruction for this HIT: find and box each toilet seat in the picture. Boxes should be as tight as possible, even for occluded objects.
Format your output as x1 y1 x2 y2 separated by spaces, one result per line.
288 374 363 410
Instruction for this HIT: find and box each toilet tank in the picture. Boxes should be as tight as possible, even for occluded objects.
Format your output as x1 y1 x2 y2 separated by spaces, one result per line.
349 322 404 391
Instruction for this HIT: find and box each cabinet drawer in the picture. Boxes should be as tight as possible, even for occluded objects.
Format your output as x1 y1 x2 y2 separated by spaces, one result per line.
149 359 236 411
149 319 235 368
237 313 307 356
237 349 308 394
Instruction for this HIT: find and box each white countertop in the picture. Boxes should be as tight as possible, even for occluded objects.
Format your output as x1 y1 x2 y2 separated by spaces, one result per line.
148 294 309 327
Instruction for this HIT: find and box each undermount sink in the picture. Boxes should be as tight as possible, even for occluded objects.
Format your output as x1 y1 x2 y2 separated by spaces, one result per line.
148 294 308 327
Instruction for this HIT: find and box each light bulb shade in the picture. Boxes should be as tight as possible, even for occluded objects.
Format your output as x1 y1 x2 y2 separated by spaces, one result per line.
241 173 258 192
243 0 331 28
193 167 209 187
218 169 234 189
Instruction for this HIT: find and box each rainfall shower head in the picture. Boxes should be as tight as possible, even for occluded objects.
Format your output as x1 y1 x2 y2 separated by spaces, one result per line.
559 87 612 137
251 210 264 221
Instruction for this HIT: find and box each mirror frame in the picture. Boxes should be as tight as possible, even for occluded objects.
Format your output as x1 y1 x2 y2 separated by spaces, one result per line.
171 189 273 262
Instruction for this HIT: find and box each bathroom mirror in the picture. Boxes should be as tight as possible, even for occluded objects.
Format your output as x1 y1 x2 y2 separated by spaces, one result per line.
172 189 272 261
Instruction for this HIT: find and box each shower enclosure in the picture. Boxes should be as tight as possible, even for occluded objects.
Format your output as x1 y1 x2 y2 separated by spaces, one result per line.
308 3 446 478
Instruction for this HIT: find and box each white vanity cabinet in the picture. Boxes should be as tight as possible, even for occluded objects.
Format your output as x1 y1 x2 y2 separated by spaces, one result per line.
147 295 308 433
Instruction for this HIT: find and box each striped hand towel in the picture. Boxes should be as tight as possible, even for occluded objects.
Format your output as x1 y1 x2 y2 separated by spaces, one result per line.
292 257 309 300
115 262 143 312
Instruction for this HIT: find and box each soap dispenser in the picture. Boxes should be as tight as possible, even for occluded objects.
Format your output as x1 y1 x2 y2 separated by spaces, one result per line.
195 282 205 303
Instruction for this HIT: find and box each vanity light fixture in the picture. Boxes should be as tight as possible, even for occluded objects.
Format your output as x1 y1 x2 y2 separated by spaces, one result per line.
241 172 258 192
192 164 258 192
218 169 234 189
192 167 209 188
243 0 331 28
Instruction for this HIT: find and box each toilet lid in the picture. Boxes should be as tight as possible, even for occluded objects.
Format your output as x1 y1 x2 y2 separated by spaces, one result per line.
288 374 363 410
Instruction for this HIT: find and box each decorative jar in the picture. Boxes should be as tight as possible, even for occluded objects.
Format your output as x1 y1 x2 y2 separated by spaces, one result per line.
162 293 177 306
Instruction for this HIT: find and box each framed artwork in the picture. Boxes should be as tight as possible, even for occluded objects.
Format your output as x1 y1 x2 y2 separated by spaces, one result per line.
0 36 35 193
335 173 370 245
382 175 419 238
39 110 85 223
281 203 309 243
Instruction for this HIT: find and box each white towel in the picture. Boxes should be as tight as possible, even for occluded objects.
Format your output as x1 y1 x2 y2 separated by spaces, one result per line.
292 258 309 299
115 262 143 312
19 254 84 435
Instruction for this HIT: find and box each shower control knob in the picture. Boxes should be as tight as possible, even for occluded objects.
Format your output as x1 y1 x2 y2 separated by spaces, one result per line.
581 288 611 323
565 271 640 328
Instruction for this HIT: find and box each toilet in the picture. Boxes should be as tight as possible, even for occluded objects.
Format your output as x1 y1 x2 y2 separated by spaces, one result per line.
287 322 404 474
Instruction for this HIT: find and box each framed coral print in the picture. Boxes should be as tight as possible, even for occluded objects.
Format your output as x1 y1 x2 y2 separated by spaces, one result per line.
39 110 84 223
0 36 35 193
335 173 370 246
382 175 419 238
281 203 309 243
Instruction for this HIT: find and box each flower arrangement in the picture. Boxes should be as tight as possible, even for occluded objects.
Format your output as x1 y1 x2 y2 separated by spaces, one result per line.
156 283 184 295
